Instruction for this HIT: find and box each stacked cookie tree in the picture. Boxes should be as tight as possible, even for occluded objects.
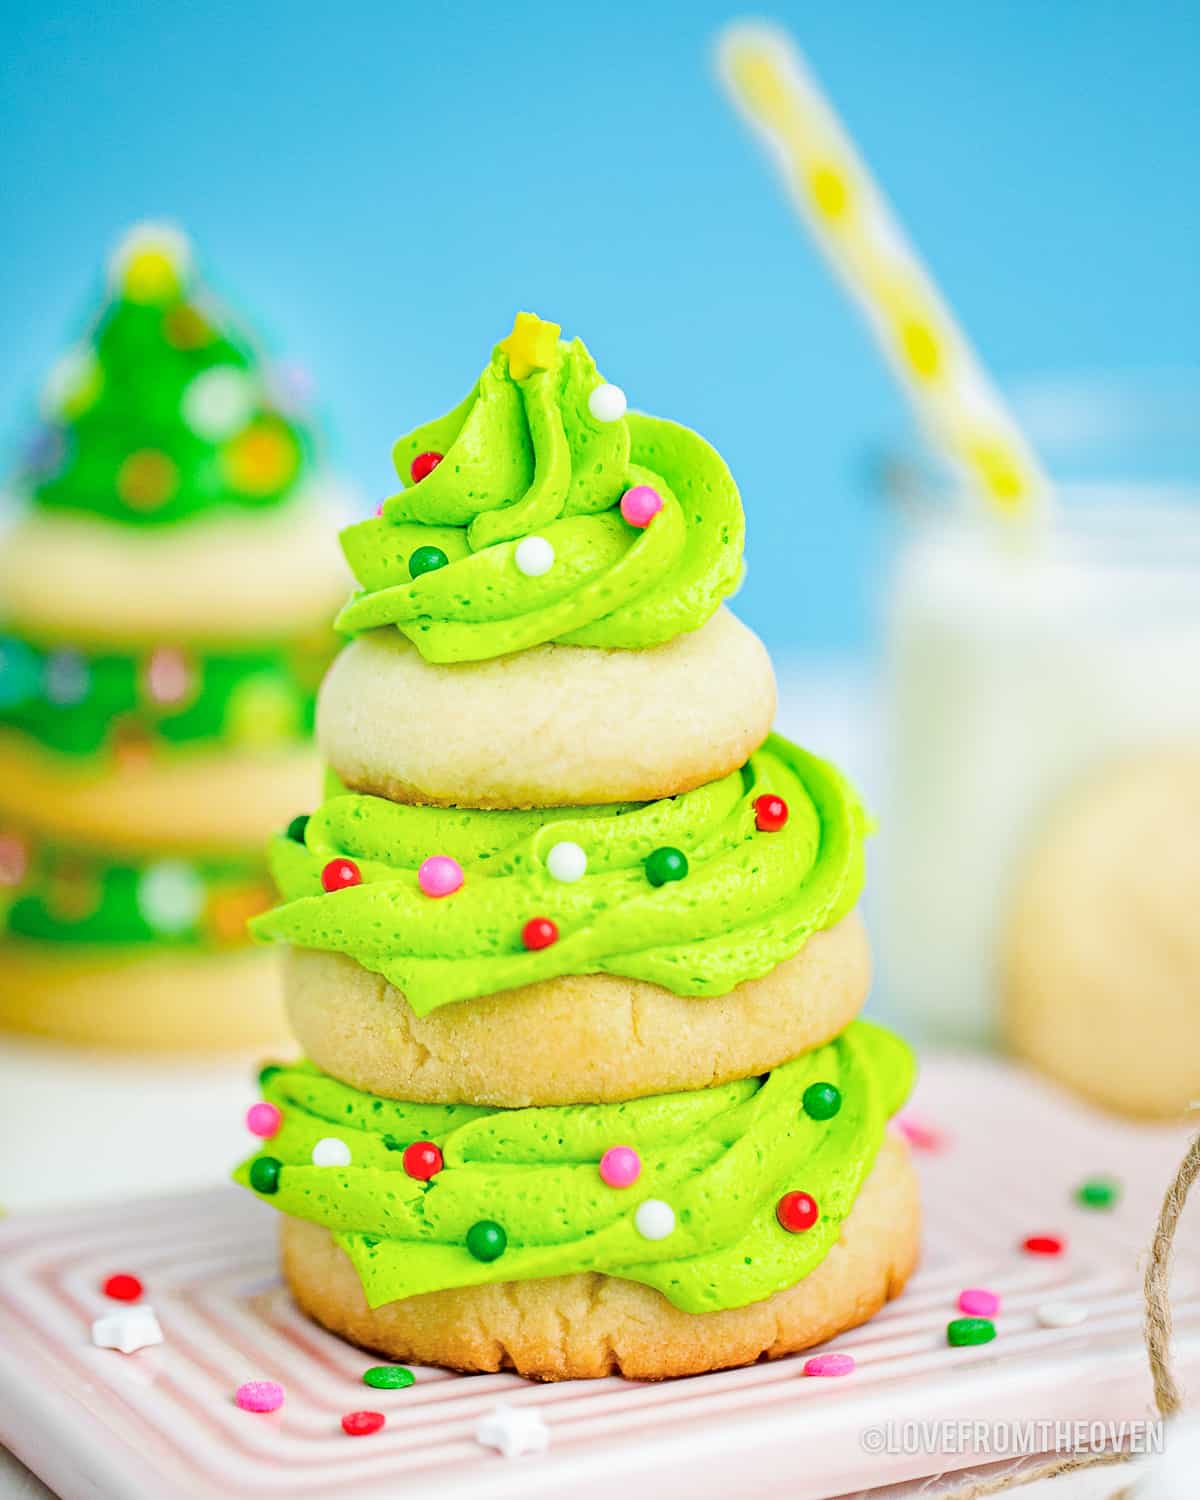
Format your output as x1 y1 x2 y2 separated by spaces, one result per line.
237 313 919 1379
0 224 347 1050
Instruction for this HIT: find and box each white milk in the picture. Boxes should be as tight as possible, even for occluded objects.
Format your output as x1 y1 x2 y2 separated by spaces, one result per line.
880 500 1200 1046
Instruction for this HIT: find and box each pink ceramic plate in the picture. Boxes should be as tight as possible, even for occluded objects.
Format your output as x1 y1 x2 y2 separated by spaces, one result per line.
1 1055 1196 1500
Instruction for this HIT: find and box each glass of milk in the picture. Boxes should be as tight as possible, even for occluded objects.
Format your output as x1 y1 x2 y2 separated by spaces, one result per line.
877 374 1200 1046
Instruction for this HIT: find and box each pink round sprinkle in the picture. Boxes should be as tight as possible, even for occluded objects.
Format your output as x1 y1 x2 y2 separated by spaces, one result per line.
803 1353 856 1377
245 1102 282 1139
146 647 191 706
619 485 663 529
599 1145 641 1189
0 833 29 887
417 855 464 898
892 1112 947 1152
958 1287 1000 1318
236 1380 284 1413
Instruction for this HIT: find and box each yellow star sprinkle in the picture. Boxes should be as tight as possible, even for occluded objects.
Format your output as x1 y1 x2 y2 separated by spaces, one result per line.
499 312 561 381
110 223 191 304
123 249 182 304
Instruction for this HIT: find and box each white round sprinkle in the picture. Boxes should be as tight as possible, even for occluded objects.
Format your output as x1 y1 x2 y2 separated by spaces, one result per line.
634 1199 675 1241
546 841 588 884
515 535 555 577
43 650 91 706
311 1137 352 1168
588 382 627 423
41 347 99 418
1036 1301 1088 1328
137 861 204 935
181 366 256 440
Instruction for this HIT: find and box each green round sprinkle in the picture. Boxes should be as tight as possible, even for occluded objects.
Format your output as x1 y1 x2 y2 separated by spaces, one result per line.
466 1219 507 1262
286 814 310 843
363 1365 415 1390
1076 1177 1120 1210
644 846 688 887
249 1156 282 1195
947 1317 996 1347
802 1082 842 1121
257 1064 282 1089
409 545 450 580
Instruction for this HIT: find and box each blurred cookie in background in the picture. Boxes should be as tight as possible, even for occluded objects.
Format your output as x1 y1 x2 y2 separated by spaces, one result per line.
0 222 350 1050
1002 746 1200 1118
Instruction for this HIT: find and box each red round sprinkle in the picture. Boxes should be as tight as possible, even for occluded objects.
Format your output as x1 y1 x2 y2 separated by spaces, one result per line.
522 917 558 951
342 1410 385 1437
102 1273 143 1302
410 451 443 484
321 858 362 893
776 1191 820 1233
754 794 789 832
402 1141 444 1181
1022 1234 1065 1256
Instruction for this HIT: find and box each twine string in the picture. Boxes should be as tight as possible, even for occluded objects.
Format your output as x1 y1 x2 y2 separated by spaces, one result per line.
938 1129 1199 1500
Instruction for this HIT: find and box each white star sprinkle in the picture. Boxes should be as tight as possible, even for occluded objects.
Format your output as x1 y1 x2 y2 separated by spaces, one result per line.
91 1305 164 1355
474 1403 550 1459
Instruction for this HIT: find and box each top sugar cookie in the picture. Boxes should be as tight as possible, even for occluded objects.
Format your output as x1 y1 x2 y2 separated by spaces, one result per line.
336 312 746 663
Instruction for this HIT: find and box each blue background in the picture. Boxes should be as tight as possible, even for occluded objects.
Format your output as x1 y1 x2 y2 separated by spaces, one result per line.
3 0 1197 652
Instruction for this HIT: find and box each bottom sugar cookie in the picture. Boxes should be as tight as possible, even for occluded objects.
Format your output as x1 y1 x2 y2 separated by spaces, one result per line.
280 1133 918 1380
237 1020 918 1378
0 941 288 1051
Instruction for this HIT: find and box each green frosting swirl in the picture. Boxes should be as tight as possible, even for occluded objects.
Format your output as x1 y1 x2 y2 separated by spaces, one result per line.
0 628 329 757
0 831 271 948
334 330 745 662
253 734 868 1016
235 1021 913 1314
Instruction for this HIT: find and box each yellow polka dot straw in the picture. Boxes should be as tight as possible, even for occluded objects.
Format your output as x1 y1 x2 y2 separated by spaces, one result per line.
718 22 1052 525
